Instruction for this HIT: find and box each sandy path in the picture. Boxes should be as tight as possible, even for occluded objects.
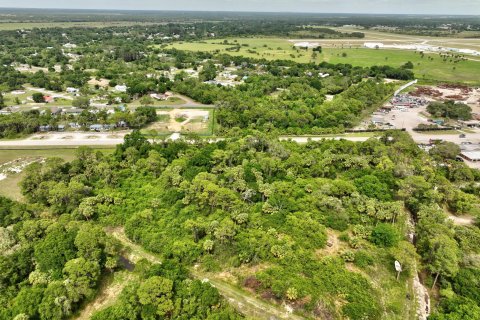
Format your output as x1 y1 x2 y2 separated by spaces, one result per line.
448 215 476 226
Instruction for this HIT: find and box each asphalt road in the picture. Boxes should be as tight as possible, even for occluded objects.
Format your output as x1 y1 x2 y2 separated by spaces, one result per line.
0 132 128 147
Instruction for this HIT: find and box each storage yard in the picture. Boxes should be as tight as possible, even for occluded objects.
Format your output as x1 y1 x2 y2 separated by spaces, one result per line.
363 83 480 168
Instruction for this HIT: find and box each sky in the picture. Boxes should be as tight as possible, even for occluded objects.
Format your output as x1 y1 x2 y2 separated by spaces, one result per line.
1 0 480 15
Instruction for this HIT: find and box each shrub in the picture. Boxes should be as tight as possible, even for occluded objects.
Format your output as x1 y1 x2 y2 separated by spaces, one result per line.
341 250 355 262
354 251 375 268
370 223 399 247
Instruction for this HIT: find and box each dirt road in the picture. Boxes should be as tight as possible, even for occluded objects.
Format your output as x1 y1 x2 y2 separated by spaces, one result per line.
448 215 476 226
109 228 305 320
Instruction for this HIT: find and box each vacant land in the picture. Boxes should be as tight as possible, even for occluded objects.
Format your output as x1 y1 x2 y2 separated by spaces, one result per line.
166 37 480 84
144 108 214 135
0 147 113 200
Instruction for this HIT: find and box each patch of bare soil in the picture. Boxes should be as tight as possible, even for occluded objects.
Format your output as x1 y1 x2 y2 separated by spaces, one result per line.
316 229 342 257
448 215 475 226
88 77 110 87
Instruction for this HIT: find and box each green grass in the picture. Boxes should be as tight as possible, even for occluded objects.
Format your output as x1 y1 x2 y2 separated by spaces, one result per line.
3 90 36 105
417 130 462 135
175 116 187 122
165 37 480 84
363 251 416 320
323 48 480 85
165 38 308 62
130 97 186 107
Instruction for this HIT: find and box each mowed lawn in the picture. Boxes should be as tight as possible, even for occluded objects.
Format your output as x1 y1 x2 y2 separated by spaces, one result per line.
166 38 480 84
323 48 480 84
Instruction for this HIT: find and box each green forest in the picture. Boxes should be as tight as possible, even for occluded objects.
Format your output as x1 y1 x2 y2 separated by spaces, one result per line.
1 130 480 319
0 9 480 320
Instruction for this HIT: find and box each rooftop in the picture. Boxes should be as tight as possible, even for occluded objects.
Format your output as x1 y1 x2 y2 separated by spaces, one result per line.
460 151 480 161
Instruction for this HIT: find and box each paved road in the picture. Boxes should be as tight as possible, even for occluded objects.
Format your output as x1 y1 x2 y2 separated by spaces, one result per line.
0 129 479 147
0 132 129 147
280 136 371 143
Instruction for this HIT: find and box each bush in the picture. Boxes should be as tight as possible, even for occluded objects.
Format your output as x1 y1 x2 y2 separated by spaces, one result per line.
32 93 45 103
354 251 375 268
341 250 355 262
370 223 399 248
325 213 349 231
339 232 350 242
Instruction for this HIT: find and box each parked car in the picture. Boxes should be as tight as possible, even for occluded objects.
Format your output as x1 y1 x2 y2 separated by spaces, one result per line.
459 134 466 138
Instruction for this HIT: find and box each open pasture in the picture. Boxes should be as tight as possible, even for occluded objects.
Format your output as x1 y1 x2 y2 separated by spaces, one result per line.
166 37 480 84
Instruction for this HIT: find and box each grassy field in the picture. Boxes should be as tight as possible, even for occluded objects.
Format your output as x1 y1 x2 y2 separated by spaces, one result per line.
130 96 186 107
0 21 164 31
332 27 480 50
165 37 480 84
0 147 114 200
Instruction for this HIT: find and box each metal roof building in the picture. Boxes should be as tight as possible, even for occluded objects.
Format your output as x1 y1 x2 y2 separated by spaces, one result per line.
460 151 480 162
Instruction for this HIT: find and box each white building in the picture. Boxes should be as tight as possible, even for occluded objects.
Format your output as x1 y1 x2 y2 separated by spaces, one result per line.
293 42 321 49
364 42 384 49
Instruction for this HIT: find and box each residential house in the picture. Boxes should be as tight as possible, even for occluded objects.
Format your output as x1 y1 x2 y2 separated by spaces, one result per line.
43 96 54 103
63 108 83 116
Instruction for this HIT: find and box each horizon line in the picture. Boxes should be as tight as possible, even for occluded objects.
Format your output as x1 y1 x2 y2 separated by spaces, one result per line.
0 7 479 17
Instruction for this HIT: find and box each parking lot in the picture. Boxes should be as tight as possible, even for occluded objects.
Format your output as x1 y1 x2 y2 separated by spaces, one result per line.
370 90 480 168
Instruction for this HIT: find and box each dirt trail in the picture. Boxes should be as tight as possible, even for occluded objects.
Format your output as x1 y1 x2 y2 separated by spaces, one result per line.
448 215 475 226
108 227 161 264
196 273 306 320
109 228 305 320
73 228 161 320
75 273 134 320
